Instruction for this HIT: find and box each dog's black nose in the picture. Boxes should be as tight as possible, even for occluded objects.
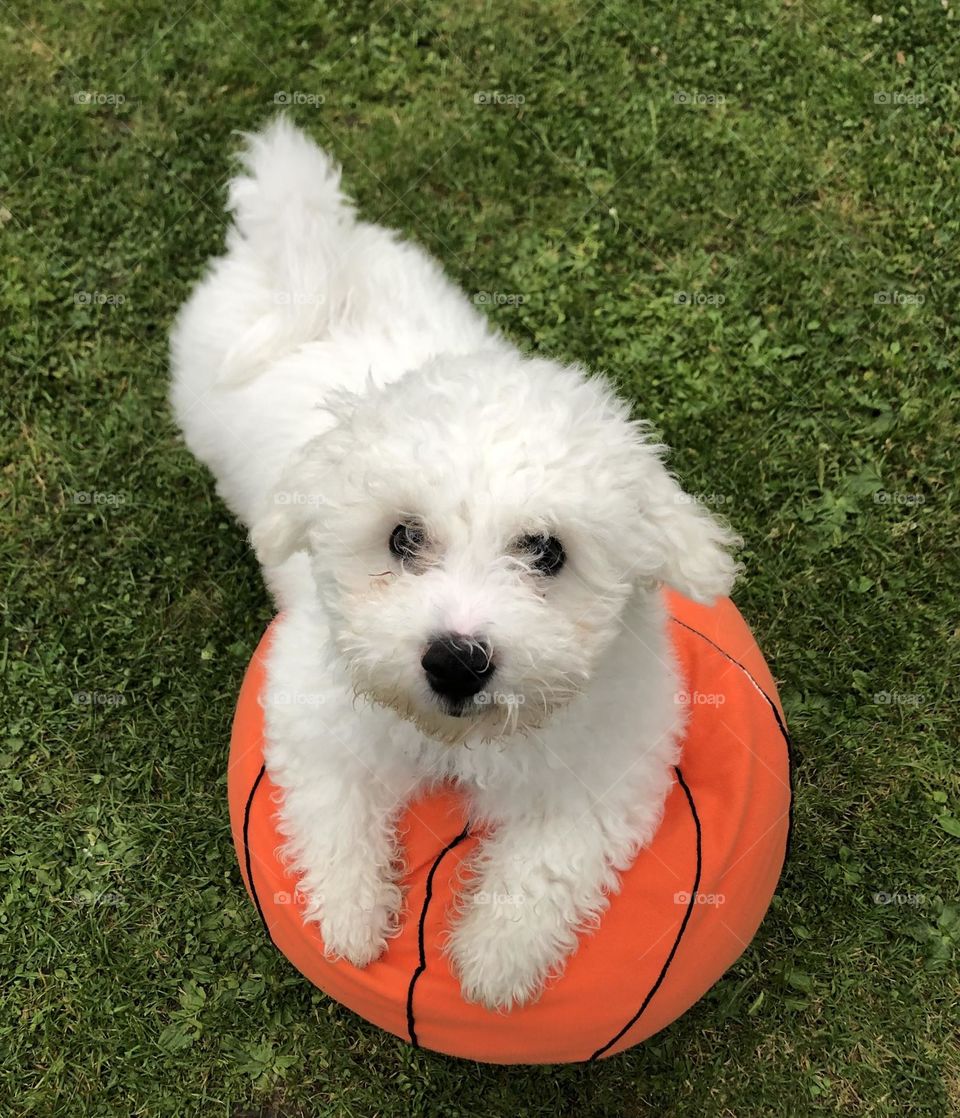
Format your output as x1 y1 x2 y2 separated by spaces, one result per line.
421 634 494 702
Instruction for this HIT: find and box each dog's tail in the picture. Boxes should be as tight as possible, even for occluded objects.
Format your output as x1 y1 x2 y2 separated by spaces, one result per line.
220 116 355 384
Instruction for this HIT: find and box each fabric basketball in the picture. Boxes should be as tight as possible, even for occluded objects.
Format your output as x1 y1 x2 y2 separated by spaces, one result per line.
228 590 791 1063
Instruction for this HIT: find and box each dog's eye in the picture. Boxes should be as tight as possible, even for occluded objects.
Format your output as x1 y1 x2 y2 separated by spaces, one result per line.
389 522 426 563
515 533 566 576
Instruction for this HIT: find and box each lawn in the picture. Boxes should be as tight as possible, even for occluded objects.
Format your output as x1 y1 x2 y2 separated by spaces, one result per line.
2 1 958 1115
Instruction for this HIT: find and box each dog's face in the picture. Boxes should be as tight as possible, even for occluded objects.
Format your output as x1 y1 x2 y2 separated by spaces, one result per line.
253 354 739 742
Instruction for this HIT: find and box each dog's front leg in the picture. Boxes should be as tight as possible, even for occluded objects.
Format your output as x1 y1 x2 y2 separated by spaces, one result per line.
445 804 637 1011
274 758 420 968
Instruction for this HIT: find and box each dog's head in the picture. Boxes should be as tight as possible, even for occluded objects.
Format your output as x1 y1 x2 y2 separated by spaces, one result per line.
252 353 739 742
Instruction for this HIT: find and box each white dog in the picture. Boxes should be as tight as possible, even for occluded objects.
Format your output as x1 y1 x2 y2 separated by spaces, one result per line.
170 118 740 1011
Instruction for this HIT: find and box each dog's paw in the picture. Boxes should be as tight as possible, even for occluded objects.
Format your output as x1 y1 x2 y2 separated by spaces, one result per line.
300 872 403 969
445 890 571 1011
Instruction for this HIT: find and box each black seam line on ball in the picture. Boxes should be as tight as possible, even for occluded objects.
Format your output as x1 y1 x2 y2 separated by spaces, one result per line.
669 614 795 863
406 822 472 1048
588 765 701 1062
243 764 275 947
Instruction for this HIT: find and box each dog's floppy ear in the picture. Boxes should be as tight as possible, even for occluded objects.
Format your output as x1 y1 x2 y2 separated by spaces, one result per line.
249 388 361 568
250 494 311 567
633 446 742 604
249 437 334 567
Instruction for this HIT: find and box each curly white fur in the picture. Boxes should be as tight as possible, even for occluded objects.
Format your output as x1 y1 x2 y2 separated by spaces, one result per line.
169 117 741 1011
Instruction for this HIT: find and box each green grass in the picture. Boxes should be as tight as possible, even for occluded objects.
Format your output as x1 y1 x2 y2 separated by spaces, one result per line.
2 0 958 1114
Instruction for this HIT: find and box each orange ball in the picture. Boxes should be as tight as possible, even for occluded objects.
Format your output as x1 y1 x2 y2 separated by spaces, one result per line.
229 591 791 1063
